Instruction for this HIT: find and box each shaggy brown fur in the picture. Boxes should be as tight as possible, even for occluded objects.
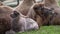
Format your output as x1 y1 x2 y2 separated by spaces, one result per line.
44 0 60 25
33 3 55 25
27 3 44 27
15 0 35 16
50 14 60 25
0 6 13 34
27 3 55 26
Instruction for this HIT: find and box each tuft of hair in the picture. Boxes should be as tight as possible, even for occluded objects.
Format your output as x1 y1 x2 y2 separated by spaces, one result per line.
0 17 11 34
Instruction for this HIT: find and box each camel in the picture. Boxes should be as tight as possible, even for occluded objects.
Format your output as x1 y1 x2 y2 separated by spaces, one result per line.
0 6 13 34
27 3 55 26
9 11 39 33
15 0 35 16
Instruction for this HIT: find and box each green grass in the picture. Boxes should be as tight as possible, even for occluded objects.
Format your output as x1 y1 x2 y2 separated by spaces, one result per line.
58 0 60 6
17 26 60 34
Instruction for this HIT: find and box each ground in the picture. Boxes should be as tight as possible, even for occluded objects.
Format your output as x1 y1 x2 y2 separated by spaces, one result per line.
17 26 60 34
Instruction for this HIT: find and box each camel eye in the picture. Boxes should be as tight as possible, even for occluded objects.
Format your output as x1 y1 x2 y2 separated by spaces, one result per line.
10 11 19 18
14 11 19 16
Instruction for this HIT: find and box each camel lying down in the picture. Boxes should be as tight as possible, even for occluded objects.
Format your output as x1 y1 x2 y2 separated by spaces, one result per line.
6 11 39 34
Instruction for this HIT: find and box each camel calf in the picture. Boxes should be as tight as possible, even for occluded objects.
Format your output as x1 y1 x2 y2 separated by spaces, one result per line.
10 11 39 32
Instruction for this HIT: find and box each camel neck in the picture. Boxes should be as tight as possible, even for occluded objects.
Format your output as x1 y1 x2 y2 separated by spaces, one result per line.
45 0 58 7
23 0 33 3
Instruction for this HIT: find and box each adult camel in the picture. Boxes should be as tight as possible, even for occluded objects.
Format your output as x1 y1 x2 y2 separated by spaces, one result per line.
27 3 55 27
0 6 13 34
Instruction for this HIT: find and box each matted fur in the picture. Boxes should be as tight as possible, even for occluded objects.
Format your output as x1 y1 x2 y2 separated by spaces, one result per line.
0 6 13 34
44 0 60 25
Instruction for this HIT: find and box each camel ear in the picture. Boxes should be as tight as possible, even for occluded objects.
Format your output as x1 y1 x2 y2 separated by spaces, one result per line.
10 11 20 18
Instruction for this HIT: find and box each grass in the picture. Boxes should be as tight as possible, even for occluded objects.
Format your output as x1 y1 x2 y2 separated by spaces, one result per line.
58 0 60 5
17 26 60 34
